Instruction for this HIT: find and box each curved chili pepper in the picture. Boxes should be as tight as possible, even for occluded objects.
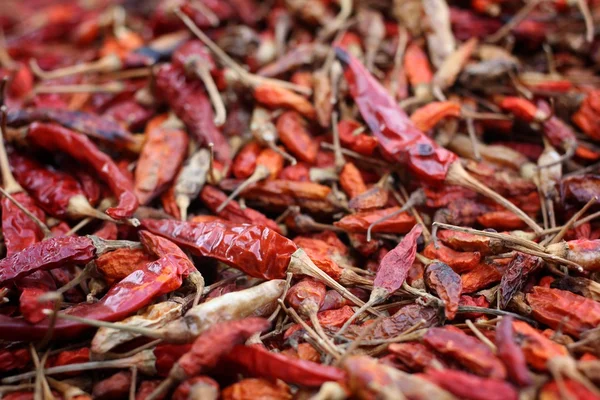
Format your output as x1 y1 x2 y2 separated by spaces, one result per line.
154 63 230 163
26 122 138 220
334 206 416 234
335 47 457 183
424 369 518 400
225 344 346 387
8 151 97 219
0 233 190 341
7 108 135 144
1 192 46 256
134 115 189 205
423 327 507 379
424 261 462 320
495 316 532 387
0 235 136 284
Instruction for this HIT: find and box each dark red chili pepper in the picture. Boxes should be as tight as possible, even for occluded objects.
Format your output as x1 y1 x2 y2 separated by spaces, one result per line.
0 232 190 341
424 368 518 400
154 63 230 163
26 122 138 220
225 344 346 387
495 316 532 387
7 107 135 145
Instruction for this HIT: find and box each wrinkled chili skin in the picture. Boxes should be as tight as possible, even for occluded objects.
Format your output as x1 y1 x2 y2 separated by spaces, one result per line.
423 327 507 379
499 253 542 309
9 151 87 218
336 48 457 183
225 345 346 387
140 219 297 280
424 369 518 400
560 174 600 206
495 316 532 387
1 193 46 256
0 239 185 341
0 236 96 284
424 261 462 320
154 63 230 163
27 122 138 219
526 286 600 338
199 185 281 233
374 224 422 293
7 107 135 144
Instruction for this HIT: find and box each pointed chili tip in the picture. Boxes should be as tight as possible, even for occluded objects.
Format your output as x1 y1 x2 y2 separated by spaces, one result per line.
333 46 350 67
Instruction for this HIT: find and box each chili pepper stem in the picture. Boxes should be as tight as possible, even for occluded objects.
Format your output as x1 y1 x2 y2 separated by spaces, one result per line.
67 194 117 222
87 235 142 255
65 217 92 236
445 162 543 234
331 111 345 173
29 55 122 80
547 196 597 245
34 82 126 94
216 165 270 213
145 376 177 400
0 104 22 194
186 270 205 307
56 262 95 295
336 287 388 338
0 186 52 238
43 309 164 338
266 141 297 165
288 248 381 315
433 222 541 251
548 356 600 397
187 61 226 127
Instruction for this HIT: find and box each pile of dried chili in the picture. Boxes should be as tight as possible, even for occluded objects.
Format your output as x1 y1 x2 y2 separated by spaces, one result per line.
1 0 600 399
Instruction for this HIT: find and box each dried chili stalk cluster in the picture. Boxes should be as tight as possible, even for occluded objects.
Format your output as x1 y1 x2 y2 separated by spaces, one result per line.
1 0 600 399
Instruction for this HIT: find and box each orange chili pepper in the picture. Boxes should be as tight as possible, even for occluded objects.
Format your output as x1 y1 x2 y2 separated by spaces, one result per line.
276 111 319 164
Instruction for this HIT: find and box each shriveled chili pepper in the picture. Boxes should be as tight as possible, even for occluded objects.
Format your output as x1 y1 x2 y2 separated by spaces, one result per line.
495 316 532 387
276 110 319 164
225 344 345 387
423 327 507 379
8 150 110 221
92 371 131 400
151 318 270 399
336 48 541 233
424 368 518 400
339 224 422 333
424 261 462 320
25 122 138 220
7 107 136 145
387 342 445 372
134 114 189 205
334 206 416 234
0 232 189 341
423 242 481 273
199 185 280 232
499 253 542 309
410 101 462 132
527 286 600 338
154 63 230 163
140 218 365 307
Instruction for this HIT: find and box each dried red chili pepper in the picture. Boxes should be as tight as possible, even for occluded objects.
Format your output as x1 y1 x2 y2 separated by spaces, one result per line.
424 261 462 320
499 253 542 309
335 206 416 234
154 63 230 163
339 162 368 200
495 316 532 387
410 101 461 132
9 150 109 221
387 342 445 372
221 378 291 400
423 327 507 379
225 344 345 387
7 107 136 145
424 368 518 400
276 111 319 164
527 286 600 338
92 371 131 400
26 122 138 220
512 320 568 371
140 218 365 306
134 114 189 205
172 376 219 400
336 48 541 233
254 83 316 120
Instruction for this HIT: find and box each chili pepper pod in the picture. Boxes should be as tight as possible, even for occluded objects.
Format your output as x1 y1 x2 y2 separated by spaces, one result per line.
147 318 270 399
342 355 456 399
154 63 230 163
423 261 462 320
495 316 533 387
335 47 542 234
424 369 518 400
8 151 114 222
224 344 346 388
23 122 139 221
172 376 219 400
199 185 281 232
140 218 370 308
338 224 423 335
134 114 189 205
172 148 211 221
